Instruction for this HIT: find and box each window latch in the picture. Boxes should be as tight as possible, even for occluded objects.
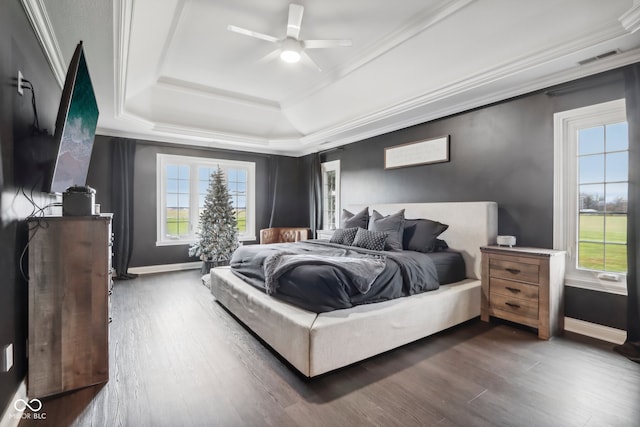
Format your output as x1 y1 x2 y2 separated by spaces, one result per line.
597 273 621 282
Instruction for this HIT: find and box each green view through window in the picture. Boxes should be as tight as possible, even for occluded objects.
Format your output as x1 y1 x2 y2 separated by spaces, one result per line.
577 122 628 273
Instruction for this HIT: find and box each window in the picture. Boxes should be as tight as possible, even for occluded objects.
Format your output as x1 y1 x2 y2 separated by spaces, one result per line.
554 99 628 295
157 154 256 245
321 160 340 229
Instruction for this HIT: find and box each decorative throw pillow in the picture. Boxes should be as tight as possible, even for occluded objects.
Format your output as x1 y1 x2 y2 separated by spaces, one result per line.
329 227 358 246
341 207 369 229
351 227 387 252
368 209 405 251
433 238 449 252
402 218 449 253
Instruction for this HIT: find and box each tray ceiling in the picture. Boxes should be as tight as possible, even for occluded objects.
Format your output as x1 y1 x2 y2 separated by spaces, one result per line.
27 0 640 155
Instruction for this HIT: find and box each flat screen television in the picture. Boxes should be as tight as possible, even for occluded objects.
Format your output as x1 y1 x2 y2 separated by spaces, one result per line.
45 41 99 194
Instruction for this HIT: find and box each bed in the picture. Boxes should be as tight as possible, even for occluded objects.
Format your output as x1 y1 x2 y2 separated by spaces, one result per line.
210 202 498 377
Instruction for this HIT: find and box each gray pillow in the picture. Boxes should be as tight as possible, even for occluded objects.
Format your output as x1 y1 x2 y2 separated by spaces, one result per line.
329 227 358 246
402 218 449 253
352 227 387 252
368 209 405 251
341 207 369 229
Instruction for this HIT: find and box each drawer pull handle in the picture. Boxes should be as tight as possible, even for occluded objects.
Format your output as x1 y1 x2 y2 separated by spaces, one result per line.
505 268 521 275
505 287 521 293
505 302 521 309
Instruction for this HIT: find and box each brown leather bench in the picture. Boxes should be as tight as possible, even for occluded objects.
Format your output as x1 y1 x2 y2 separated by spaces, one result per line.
259 227 311 244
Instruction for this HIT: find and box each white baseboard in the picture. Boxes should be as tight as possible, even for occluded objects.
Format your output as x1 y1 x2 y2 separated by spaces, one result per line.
0 380 26 427
564 317 626 344
128 261 201 275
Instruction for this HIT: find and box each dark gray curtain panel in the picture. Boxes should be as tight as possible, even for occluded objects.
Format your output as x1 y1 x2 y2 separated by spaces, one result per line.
309 152 322 235
616 64 640 363
111 138 137 280
268 156 279 228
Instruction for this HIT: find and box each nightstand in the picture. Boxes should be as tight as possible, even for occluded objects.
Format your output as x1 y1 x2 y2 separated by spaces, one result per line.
480 246 566 340
316 229 335 240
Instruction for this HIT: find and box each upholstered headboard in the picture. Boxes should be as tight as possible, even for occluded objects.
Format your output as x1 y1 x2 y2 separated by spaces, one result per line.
347 202 498 280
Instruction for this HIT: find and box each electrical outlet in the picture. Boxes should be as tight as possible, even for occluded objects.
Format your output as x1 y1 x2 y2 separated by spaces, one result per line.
2 344 13 372
17 71 24 96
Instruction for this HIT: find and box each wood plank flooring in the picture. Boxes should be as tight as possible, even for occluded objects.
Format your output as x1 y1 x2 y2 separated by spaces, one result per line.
19 269 640 427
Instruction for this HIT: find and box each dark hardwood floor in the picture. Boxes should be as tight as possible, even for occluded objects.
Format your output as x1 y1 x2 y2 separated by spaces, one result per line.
19 269 640 427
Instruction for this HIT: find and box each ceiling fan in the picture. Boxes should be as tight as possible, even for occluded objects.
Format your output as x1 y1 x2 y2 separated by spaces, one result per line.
227 3 352 71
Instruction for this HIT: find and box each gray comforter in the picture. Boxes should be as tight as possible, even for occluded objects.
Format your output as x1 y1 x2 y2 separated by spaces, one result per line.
230 240 440 312
263 250 386 295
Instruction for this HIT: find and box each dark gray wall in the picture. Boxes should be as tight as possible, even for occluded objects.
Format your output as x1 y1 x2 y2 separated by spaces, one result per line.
324 94 554 247
565 287 627 328
87 137 309 268
319 69 629 330
86 135 113 212
0 0 61 414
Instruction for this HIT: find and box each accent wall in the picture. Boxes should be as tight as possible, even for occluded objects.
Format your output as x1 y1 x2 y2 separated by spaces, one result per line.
320 69 629 331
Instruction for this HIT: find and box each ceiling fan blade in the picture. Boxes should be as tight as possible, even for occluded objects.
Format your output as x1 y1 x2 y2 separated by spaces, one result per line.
304 39 352 49
257 49 281 64
227 25 279 43
286 4 304 39
300 51 321 72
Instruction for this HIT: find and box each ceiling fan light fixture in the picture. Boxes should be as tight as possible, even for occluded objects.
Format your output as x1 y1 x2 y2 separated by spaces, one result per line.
280 37 302 63
280 49 301 63
227 4 351 70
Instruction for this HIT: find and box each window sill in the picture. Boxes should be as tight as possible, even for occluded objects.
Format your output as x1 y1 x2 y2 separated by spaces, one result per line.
155 235 256 247
156 239 194 247
564 274 628 296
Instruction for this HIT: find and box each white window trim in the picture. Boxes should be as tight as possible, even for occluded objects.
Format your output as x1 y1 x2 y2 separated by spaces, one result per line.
553 98 627 295
156 154 256 246
321 160 341 230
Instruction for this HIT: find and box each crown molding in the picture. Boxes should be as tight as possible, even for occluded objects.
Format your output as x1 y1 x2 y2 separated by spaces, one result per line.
114 109 156 129
20 0 66 87
100 45 640 158
113 0 133 118
620 2 640 34
299 22 636 147
300 46 640 152
97 125 300 156
153 122 302 153
153 122 302 151
155 0 187 79
153 122 269 146
155 76 281 110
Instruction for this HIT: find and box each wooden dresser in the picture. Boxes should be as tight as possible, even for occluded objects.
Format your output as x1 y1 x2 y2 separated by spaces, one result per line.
28 215 113 398
480 246 565 340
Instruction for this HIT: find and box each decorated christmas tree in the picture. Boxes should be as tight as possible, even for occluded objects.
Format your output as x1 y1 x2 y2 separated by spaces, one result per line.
189 168 239 271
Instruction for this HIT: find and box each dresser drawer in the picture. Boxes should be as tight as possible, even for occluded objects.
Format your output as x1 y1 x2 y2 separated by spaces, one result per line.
489 258 540 284
490 293 539 319
490 277 539 300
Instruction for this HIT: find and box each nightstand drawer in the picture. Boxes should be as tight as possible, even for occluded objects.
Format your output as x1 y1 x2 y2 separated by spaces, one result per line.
481 246 565 340
490 293 539 319
489 258 540 284
490 277 539 300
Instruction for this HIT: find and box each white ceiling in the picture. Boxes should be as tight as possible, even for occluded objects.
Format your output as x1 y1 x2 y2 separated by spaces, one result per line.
24 0 640 156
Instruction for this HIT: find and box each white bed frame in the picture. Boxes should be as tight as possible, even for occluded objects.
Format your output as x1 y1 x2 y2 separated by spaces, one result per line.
211 202 497 377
